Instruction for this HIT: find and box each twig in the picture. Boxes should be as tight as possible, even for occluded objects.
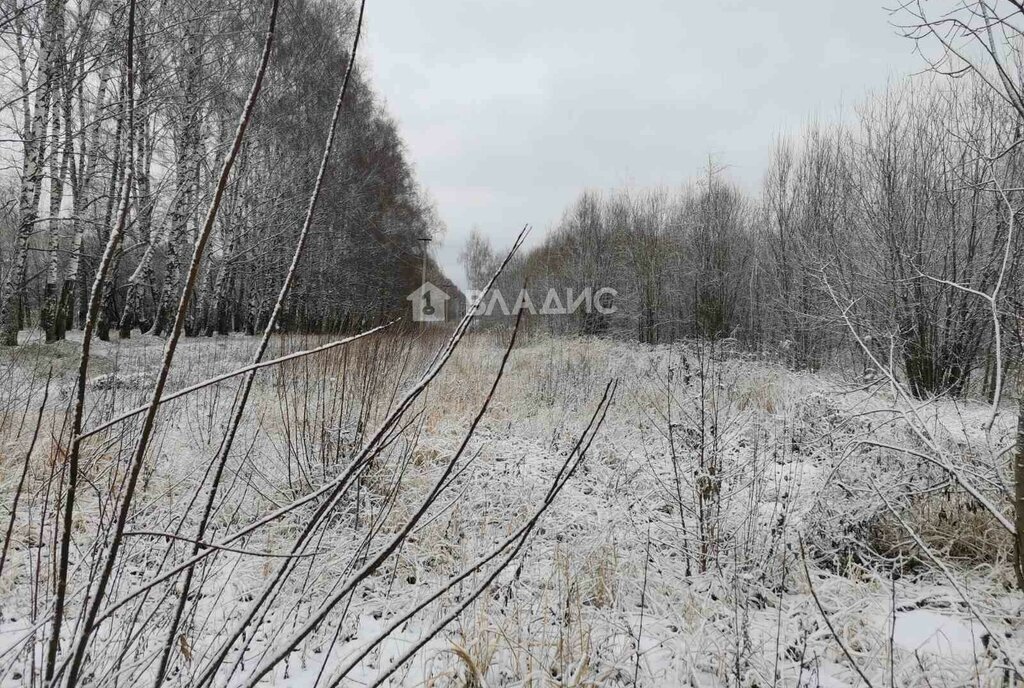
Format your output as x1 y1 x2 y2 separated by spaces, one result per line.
0 367 50 577
56 1 281 684
78 321 393 439
45 0 138 679
798 534 876 687
122 531 324 559
634 525 651 686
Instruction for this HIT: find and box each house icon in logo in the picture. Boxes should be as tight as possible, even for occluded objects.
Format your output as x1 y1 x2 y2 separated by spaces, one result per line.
407 282 450 322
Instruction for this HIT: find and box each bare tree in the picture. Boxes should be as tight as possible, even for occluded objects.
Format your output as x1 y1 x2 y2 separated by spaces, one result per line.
459 227 500 292
0 0 63 345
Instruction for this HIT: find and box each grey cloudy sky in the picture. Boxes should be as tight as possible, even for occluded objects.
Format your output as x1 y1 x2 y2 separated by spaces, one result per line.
362 1 923 289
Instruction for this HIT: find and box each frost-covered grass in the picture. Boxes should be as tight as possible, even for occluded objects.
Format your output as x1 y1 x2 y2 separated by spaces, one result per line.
0 327 1020 686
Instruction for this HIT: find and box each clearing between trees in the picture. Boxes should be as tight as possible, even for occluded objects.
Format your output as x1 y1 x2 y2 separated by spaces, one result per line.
0 327 1019 686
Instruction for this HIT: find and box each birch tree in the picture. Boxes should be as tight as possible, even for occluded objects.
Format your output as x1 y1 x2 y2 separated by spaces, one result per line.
0 0 63 345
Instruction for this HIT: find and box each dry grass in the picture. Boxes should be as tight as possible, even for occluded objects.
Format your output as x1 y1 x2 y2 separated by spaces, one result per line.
0 328 1020 686
870 490 1015 569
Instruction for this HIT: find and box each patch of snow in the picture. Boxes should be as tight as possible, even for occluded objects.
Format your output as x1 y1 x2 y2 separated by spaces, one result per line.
892 609 982 658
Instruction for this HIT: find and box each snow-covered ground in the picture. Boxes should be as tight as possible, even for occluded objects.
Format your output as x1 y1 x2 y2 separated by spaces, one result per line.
0 329 1020 686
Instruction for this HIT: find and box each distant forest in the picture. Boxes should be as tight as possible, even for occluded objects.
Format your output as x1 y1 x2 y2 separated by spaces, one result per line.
2 0 1021 403
0 0 453 344
463 76 1024 399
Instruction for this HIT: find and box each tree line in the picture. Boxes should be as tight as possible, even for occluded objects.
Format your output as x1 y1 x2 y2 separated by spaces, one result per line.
463 74 1024 400
0 0 441 347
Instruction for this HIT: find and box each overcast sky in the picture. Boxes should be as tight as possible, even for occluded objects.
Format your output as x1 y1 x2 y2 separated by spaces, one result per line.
362 1 923 289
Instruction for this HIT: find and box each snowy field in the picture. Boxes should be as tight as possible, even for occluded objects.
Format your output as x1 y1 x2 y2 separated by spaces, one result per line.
0 328 1020 686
